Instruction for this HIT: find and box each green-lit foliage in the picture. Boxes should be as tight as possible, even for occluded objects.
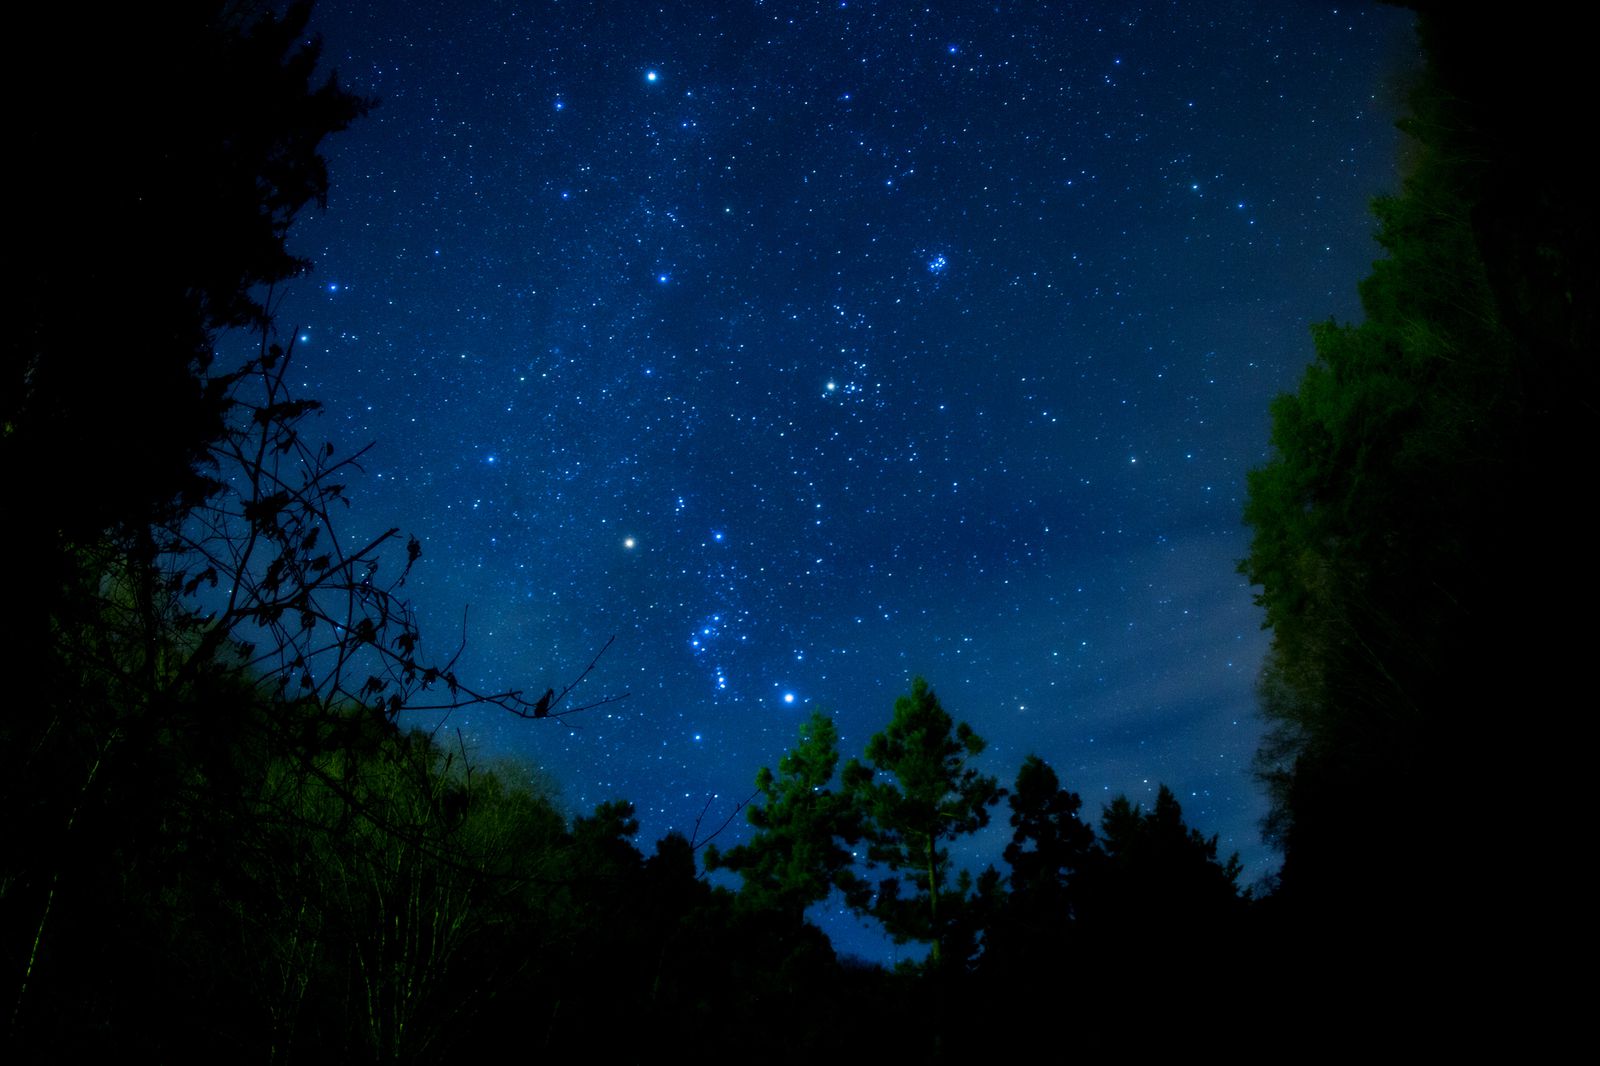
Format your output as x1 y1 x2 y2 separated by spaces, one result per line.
841 678 1003 969
705 711 868 922
1237 14 1593 968
4 5 374 1048
1242 139 1511 721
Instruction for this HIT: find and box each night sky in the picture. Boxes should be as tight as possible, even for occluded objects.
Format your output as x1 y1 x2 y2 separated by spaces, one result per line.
278 0 1415 958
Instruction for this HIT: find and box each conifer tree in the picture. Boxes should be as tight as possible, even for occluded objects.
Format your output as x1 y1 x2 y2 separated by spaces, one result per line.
841 678 1002 968
972 755 1095 980
1236 9 1593 955
705 712 866 922
1003 754 1095 899
1073 785 1245 959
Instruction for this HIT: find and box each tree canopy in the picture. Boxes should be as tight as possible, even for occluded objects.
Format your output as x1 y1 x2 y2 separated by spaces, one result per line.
9 1 371 567
1238 4 1593 977
705 711 867 922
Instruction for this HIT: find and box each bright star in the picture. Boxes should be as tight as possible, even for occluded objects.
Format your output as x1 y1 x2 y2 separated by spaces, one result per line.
783 692 796 704
623 537 636 549
645 69 659 83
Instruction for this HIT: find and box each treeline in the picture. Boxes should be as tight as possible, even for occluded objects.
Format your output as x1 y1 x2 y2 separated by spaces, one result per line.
4 0 1583 1056
4 669 1248 1060
707 683 1247 977
1236 0 1592 1004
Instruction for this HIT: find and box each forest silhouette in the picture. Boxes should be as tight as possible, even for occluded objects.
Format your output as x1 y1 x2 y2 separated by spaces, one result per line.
4 1 1584 1058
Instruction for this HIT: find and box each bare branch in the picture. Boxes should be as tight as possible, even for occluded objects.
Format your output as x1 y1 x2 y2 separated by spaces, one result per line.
156 337 625 735
691 789 762 853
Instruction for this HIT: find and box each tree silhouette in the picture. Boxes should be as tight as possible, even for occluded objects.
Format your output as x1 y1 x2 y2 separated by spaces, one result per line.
5 4 375 1045
1003 754 1096 899
1238 8 1593 972
976 755 1095 978
705 711 867 923
1071 785 1246 975
841 678 1002 969
2 5 621 1050
8 1 370 588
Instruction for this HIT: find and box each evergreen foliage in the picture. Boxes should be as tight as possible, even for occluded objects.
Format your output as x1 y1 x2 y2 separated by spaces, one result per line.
705 711 867 922
1076 785 1245 949
1003 754 1096 899
975 755 1095 972
840 678 1003 969
1238 6 1592 969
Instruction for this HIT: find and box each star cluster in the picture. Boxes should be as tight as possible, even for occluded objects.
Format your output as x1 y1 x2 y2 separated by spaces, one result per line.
286 0 1415 957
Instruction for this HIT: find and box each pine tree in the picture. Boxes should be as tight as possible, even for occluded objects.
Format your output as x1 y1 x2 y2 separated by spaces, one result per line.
1074 785 1245 960
974 755 1095 981
705 712 866 923
1003 754 1095 899
841 678 1002 969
